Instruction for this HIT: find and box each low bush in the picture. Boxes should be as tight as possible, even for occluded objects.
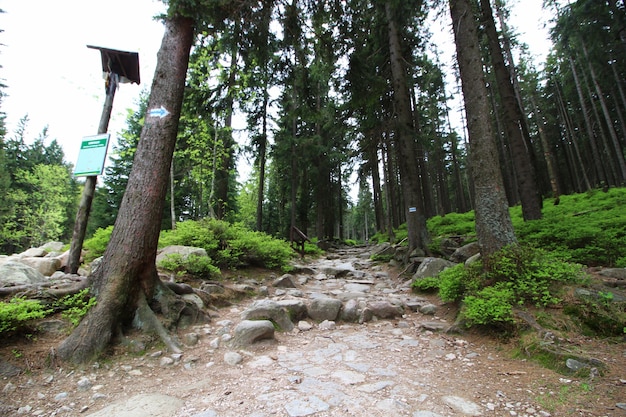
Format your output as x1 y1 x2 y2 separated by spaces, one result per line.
159 219 295 270
0 297 50 334
414 245 588 329
157 253 221 279
55 289 97 327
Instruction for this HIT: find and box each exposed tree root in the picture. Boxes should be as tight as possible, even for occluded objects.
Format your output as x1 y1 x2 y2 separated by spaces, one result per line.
134 293 182 354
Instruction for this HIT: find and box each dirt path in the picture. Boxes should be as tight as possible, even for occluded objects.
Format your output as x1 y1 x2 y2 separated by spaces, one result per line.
1 246 625 417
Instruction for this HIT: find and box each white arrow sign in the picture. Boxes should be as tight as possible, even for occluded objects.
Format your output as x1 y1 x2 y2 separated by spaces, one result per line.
149 106 170 119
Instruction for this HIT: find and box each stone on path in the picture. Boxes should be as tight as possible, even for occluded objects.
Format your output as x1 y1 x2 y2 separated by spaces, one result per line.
231 319 275 347
85 393 183 417
307 297 342 321
241 299 294 331
284 395 330 416
367 300 403 319
412 257 456 280
273 274 297 288
442 395 482 415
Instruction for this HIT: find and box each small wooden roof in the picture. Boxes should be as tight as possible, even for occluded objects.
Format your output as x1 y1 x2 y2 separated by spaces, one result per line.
87 45 140 85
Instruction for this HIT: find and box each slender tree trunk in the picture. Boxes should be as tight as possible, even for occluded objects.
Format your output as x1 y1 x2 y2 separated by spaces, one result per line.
555 79 592 191
170 158 176 229
480 0 541 220
58 16 196 364
216 20 240 219
583 68 618 186
256 87 268 231
568 55 607 187
450 0 517 258
582 43 626 183
385 1 429 255
530 95 560 203
370 141 384 233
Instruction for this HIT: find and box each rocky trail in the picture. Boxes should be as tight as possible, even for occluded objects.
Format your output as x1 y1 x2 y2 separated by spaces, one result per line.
1 245 625 417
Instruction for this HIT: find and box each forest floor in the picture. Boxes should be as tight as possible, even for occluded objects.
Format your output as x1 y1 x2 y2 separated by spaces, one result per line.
0 246 625 417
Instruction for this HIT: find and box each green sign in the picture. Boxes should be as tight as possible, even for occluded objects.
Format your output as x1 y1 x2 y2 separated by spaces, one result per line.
73 134 111 177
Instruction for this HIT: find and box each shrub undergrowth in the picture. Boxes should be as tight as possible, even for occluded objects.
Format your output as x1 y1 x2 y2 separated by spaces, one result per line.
413 245 588 328
0 297 50 334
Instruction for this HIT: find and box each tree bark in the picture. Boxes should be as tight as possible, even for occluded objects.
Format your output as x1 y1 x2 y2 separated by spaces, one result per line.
58 16 196 364
385 0 429 256
449 0 517 258
479 0 542 220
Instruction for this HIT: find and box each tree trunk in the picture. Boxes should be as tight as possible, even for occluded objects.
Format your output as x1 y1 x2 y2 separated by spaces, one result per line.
530 94 560 203
58 16 196 364
450 0 517 258
582 43 626 184
256 87 268 231
568 55 607 187
385 0 429 255
480 0 542 220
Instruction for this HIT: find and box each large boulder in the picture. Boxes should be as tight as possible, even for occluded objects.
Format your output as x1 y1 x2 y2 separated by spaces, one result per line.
0 261 46 287
241 299 294 331
18 247 48 258
156 245 208 263
412 257 456 280
450 242 480 263
231 320 275 347
16 257 61 277
307 297 343 322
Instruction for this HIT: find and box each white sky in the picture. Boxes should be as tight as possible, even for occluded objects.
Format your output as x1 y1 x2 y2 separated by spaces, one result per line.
0 0 553 171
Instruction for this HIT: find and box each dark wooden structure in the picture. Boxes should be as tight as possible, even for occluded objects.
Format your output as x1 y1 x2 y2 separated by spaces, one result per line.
290 226 310 257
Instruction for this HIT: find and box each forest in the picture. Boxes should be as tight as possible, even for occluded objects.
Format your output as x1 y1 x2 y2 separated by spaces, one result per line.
1 0 624 257
0 0 625 364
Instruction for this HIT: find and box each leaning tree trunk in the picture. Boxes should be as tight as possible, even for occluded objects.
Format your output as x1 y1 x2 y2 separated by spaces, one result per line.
479 0 542 220
449 0 517 258
58 16 196 364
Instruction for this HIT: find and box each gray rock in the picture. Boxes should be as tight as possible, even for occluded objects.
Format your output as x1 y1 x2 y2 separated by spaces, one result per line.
273 274 297 288
343 283 370 293
419 304 438 315
241 299 294 331
17 257 61 276
371 242 394 257
231 320 275 346
40 241 65 252
277 299 308 321
598 268 626 280
394 246 409 262
0 261 46 286
183 332 200 346
339 299 360 322
182 293 204 310
420 321 449 332
412 257 456 280
450 242 480 263
77 377 92 391
298 320 313 331
367 300 403 319
465 252 481 266
321 266 352 278
442 395 482 415
284 396 330 416
318 320 336 330
224 351 243 366
19 247 48 258
307 297 343 322
85 393 183 417
0 359 21 377
156 245 208 264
